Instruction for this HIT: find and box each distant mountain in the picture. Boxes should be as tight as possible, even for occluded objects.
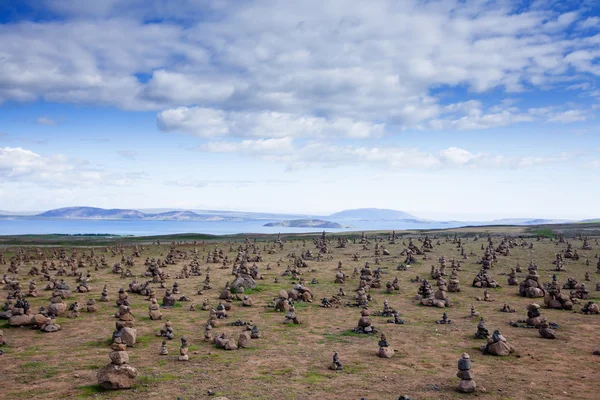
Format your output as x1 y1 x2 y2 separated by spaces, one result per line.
329 208 417 220
17 206 589 227
38 207 145 219
34 206 306 222
264 219 350 228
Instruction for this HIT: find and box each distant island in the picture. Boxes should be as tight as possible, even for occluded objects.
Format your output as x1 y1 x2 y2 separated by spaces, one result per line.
263 219 352 228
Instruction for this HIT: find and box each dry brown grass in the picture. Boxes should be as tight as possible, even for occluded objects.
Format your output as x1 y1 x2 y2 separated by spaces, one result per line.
1 230 600 400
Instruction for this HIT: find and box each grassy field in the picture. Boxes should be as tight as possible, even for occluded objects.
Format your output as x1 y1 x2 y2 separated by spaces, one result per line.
1 224 600 399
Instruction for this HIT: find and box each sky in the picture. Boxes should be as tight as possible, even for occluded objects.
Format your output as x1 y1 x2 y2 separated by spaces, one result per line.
1 0 600 220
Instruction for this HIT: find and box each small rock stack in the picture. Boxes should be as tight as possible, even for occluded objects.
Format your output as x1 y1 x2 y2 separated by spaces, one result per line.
99 284 109 302
97 338 138 390
457 353 476 393
378 332 394 358
148 298 163 320
519 266 545 298
473 318 490 339
178 336 189 360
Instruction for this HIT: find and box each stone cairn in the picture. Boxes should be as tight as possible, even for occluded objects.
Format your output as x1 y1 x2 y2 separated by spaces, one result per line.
582 301 600 314
417 279 452 308
519 264 545 298
156 320 175 340
162 289 176 308
472 269 500 288
387 311 406 325
97 337 138 390
116 288 129 306
214 332 238 350
481 329 515 356
329 351 343 370
378 332 394 358
148 298 163 320
448 268 460 292
284 303 300 324
499 303 516 313
48 290 67 316
178 336 189 360
507 268 518 286
539 321 556 339
473 318 490 339
457 353 476 393
99 284 109 302
436 312 452 324
544 274 573 310
113 305 136 347
467 305 480 318
160 340 168 355
525 303 547 328
354 307 378 334
86 299 97 313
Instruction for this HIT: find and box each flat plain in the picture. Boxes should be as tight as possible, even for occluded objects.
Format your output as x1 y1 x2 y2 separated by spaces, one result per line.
1 224 600 400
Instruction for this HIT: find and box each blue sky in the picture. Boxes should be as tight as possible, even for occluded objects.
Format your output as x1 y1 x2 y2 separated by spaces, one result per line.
1 0 600 220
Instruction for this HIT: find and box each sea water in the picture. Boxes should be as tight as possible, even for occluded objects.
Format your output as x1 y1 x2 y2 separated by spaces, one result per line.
0 218 465 236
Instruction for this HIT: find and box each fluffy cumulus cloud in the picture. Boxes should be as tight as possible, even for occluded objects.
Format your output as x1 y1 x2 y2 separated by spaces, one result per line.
157 107 385 138
1 0 599 172
1 1 599 119
0 147 140 187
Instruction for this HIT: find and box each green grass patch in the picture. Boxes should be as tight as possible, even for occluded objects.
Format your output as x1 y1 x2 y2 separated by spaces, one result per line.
82 338 112 348
76 384 104 398
136 372 180 388
265 367 294 376
319 333 351 344
18 361 60 383
339 329 371 337
241 286 265 294
296 369 329 384
531 228 555 238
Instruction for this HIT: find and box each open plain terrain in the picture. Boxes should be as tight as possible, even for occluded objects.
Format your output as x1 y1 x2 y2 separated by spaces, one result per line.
1 224 600 400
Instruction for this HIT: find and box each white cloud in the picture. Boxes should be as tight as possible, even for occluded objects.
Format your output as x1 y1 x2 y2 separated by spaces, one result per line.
0 147 140 187
197 141 570 171
201 137 295 154
0 0 598 126
547 109 587 123
36 117 57 125
431 102 590 130
157 107 229 137
579 17 600 29
158 107 385 138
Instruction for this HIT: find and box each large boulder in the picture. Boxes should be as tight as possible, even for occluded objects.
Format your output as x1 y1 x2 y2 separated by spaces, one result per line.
486 341 513 356
119 327 137 347
458 379 477 393
48 302 67 316
238 331 252 348
231 275 256 292
9 314 34 326
378 347 394 358
97 363 138 390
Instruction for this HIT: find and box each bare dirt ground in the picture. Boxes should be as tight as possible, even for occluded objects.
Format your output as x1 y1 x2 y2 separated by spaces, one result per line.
1 227 600 400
